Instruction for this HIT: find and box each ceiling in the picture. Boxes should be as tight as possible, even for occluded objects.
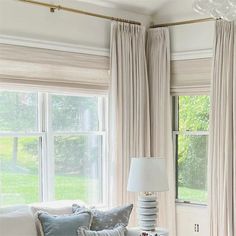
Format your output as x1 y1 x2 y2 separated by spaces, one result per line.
77 0 172 15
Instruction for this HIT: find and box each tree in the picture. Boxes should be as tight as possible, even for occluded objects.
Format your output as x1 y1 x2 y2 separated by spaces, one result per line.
52 95 100 177
0 91 37 167
178 96 210 190
0 91 37 132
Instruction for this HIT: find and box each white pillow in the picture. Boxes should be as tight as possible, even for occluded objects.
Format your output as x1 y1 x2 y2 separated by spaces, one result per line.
0 206 37 236
78 225 127 236
30 200 86 215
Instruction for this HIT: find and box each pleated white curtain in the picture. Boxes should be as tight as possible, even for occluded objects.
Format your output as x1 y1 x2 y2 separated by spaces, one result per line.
146 28 176 236
208 20 236 236
109 22 151 222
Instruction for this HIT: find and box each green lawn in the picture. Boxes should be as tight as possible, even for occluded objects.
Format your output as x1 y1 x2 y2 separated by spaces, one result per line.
0 137 101 206
0 171 207 206
0 172 99 206
0 138 207 206
0 171 207 205
178 186 207 203
0 137 38 172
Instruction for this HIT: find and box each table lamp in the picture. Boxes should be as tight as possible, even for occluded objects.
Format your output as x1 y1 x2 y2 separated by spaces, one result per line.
127 157 169 231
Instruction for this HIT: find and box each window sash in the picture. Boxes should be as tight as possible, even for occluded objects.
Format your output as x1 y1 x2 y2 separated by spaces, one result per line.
173 132 208 205
52 133 105 204
173 96 209 205
0 90 108 206
173 131 209 136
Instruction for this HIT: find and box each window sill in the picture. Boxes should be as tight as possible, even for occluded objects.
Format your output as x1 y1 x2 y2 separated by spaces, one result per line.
175 200 207 208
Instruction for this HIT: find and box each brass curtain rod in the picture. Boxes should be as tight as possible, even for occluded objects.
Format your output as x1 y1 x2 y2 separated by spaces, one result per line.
18 0 141 25
150 17 214 28
19 0 215 28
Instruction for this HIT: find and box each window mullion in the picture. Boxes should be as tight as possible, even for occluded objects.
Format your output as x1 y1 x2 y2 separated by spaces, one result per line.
38 93 44 132
38 93 44 202
39 92 48 202
46 94 55 201
98 96 104 132
102 96 108 206
173 131 209 136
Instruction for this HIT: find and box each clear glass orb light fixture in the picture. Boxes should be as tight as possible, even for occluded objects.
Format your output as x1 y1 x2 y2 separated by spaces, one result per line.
193 0 236 21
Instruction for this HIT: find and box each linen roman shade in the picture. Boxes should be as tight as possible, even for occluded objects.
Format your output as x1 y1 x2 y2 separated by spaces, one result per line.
0 44 109 93
171 58 212 95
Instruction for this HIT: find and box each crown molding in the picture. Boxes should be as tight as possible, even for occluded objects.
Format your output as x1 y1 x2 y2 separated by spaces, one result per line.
171 49 213 61
0 34 212 61
0 34 110 57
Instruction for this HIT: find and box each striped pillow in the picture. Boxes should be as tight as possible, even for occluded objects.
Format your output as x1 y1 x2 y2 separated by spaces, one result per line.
78 225 127 236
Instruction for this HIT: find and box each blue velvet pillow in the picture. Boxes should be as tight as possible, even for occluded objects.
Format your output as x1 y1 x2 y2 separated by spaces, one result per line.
37 211 92 236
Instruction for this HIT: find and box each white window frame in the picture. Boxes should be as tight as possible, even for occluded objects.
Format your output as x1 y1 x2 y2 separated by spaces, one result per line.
173 95 209 206
0 88 108 206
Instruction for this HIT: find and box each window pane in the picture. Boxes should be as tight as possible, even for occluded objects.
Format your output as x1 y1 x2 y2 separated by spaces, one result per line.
0 91 38 132
178 96 210 131
0 137 40 205
51 95 99 132
177 135 208 203
54 135 103 204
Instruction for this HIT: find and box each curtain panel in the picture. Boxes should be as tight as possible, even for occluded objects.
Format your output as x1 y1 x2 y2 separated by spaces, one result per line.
146 28 176 236
208 20 236 236
109 22 150 221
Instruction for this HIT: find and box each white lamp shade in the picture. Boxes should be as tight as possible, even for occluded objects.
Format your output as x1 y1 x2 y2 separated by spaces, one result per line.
127 157 169 192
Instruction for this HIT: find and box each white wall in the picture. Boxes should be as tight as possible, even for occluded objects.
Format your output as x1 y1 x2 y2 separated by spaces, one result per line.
169 21 214 54
176 204 209 236
152 0 215 53
0 0 150 49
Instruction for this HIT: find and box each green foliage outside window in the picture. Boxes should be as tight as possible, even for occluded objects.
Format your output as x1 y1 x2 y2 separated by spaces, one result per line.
0 91 38 132
177 96 210 203
178 96 210 131
51 95 99 132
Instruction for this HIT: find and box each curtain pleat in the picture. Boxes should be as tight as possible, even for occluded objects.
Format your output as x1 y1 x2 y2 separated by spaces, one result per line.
109 22 150 224
146 28 176 236
208 20 236 236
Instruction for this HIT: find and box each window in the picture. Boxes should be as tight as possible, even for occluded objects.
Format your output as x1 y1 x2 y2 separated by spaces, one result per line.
0 89 107 206
173 96 210 204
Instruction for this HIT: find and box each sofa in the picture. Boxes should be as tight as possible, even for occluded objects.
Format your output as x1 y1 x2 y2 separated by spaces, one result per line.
0 200 137 236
